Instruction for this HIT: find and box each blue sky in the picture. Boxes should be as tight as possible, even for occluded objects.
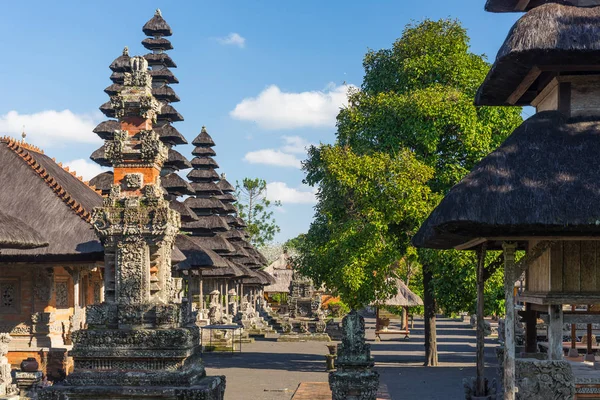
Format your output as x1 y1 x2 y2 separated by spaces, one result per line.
0 1 520 243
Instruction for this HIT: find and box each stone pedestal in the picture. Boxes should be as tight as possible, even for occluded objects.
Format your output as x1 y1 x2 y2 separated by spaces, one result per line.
329 310 379 400
0 334 17 397
15 371 42 397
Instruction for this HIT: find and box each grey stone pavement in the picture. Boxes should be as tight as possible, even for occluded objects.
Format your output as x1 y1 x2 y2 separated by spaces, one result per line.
202 314 500 400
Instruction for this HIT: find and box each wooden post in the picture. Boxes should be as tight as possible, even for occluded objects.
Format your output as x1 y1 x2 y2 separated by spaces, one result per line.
476 244 487 397
525 304 538 354
199 274 204 312
547 304 564 360
569 305 578 358
503 242 517 400
585 321 595 362
224 280 229 316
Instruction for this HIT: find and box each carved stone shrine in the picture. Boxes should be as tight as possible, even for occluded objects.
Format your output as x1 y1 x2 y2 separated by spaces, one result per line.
39 56 225 400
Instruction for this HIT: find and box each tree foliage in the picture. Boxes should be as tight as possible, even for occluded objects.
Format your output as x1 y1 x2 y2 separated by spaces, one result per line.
235 178 281 248
298 19 522 314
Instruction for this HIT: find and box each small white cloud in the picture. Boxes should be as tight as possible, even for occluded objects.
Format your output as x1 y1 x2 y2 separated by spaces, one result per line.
230 83 356 130
0 110 101 147
243 149 302 168
267 182 316 204
217 33 246 48
281 136 313 154
63 159 109 181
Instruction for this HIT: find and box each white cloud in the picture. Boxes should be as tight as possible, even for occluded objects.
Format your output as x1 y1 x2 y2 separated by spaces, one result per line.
281 136 312 154
267 182 317 204
216 33 246 48
230 83 356 130
63 159 108 181
0 110 101 147
243 149 302 168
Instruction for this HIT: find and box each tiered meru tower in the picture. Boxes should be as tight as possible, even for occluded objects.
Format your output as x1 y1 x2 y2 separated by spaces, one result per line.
414 1 600 399
40 57 225 400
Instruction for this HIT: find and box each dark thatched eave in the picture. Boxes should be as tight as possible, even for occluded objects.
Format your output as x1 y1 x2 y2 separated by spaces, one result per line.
109 71 125 84
0 139 103 261
172 245 186 265
476 3 600 106
256 269 277 286
93 120 119 140
89 171 113 195
192 147 216 157
165 149 192 170
413 111 600 250
170 199 199 223
190 181 223 195
192 129 215 146
217 178 235 193
104 83 122 96
144 53 177 68
216 193 236 202
202 260 244 278
149 68 179 84
161 173 195 196
90 145 111 167
99 101 116 118
184 197 228 214
158 104 184 122
175 235 230 271
152 85 180 103
142 37 173 51
485 0 600 12
109 48 131 72
187 168 220 181
155 123 188 145
143 9 173 37
191 157 219 168
0 210 48 249
182 216 230 233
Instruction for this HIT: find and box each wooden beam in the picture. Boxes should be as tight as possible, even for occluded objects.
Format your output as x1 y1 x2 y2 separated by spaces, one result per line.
515 0 530 10
507 66 541 105
454 237 487 251
476 244 487 397
503 242 517 400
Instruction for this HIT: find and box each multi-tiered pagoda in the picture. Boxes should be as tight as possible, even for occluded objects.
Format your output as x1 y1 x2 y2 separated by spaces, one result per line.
415 2 600 399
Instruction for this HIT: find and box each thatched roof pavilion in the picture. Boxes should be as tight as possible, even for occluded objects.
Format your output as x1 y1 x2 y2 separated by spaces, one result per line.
377 279 423 308
476 3 600 106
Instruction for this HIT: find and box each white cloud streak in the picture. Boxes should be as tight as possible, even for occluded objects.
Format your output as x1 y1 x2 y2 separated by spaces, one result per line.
216 33 246 48
230 83 356 130
243 149 302 168
63 159 109 181
0 110 101 147
267 182 316 204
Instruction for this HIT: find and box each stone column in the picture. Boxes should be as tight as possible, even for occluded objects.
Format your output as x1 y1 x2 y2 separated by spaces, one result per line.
547 305 563 360
224 280 229 317
502 242 517 400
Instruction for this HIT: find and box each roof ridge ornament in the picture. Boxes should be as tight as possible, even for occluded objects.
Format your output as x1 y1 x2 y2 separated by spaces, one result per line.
123 46 129 56
156 8 162 16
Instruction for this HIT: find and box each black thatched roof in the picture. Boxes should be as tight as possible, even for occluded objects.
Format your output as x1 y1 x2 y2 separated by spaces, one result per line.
104 83 122 96
172 245 186 264
476 3 600 106
182 216 230 233
155 123 188 145
202 260 244 278
161 173 195 196
0 210 48 249
221 229 246 241
149 68 179 84
192 128 215 147
152 85 180 103
175 235 230 270
90 145 111 167
109 47 131 72
144 53 177 68
99 101 116 118
89 171 113 195
414 111 600 250
216 193 236 202
0 139 103 261
142 37 173 51
485 0 600 12
187 168 220 181
217 177 235 193
190 181 222 195
375 278 423 307
165 149 192 170
158 104 184 122
109 71 125 84
192 146 216 157
93 120 119 140
143 9 173 37
191 157 219 168
170 199 198 223
184 197 228 213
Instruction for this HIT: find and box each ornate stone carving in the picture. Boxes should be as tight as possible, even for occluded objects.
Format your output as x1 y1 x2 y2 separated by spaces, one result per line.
515 359 575 400
0 333 16 396
33 268 54 302
329 310 379 400
116 240 149 305
55 282 69 308
124 173 143 189
139 129 168 164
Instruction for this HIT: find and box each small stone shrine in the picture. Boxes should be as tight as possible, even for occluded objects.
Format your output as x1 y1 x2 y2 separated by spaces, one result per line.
329 310 379 400
0 334 17 398
39 56 225 400
288 271 321 318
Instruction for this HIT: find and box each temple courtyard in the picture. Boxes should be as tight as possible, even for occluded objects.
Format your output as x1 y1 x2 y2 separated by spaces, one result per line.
203 314 501 400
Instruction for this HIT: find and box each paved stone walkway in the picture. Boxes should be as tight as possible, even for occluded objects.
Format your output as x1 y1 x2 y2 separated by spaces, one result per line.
202 315 500 400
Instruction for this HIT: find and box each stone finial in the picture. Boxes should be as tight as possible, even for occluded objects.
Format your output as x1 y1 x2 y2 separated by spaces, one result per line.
123 46 129 56
156 8 162 16
201 126 207 133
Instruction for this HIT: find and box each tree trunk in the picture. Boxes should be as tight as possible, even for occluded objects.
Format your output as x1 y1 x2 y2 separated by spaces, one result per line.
423 264 438 366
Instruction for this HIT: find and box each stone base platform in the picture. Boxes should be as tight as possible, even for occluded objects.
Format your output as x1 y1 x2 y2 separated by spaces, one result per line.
291 382 390 400
278 333 331 342
38 375 226 400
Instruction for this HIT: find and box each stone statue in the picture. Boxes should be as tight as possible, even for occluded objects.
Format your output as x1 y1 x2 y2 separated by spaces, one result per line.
329 310 379 400
208 290 223 325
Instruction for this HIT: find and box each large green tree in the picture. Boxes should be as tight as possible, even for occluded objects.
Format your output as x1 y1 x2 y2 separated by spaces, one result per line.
298 19 522 365
235 178 281 247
